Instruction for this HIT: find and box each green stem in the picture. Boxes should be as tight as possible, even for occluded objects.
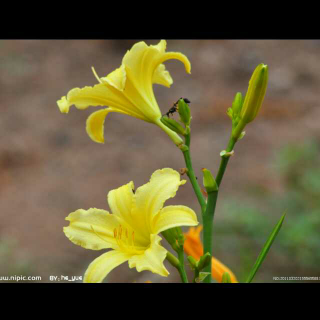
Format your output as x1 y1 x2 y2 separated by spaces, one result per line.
215 138 237 187
193 269 200 283
201 136 237 283
166 251 180 268
178 250 189 283
166 251 188 283
182 131 206 214
202 190 218 283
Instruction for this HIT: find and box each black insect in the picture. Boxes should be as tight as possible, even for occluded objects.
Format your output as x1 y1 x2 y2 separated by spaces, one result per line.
164 98 191 117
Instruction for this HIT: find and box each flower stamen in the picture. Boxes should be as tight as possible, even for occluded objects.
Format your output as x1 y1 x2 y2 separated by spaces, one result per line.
90 225 110 244
91 66 102 84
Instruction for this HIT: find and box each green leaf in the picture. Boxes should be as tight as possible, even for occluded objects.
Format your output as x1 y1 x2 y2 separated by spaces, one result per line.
246 212 286 283
195 272 211 283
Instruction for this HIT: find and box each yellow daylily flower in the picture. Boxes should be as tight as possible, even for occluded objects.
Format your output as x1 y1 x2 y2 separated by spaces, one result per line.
64 168 198 283
184 226 238 283
57 40 191 146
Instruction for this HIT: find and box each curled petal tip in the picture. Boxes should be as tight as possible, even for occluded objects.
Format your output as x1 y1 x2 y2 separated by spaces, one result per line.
86 109 111 144
57 96 70 114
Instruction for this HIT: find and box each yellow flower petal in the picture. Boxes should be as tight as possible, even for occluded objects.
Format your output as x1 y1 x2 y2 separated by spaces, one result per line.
152 63 173 88
152 205 198 234
64 208 119 250
152 39 167 53
122 41 149 74
157 51 191 75
110 67 161 122
107 181 135 221
133 168 186 233
57 83 146 120
107 181 150 246
128 234 169 277
84 250 131 283
86 108 114 144
57 96 70 113
103 65 126 91
121 40 190 118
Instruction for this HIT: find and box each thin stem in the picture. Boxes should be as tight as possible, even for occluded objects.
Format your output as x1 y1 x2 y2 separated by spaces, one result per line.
182 131 206 214
178 250 189 283
183 150 206 214
202 191 218 283
166 251 188 283
201 136 237 283
193 269 200 283
166 251 180 268
215 137 237 187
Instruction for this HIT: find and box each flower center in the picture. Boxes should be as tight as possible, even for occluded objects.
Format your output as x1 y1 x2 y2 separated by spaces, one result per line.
113 225 145 255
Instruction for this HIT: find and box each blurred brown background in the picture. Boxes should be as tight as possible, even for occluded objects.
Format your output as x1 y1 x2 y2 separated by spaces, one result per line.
1 40 320 283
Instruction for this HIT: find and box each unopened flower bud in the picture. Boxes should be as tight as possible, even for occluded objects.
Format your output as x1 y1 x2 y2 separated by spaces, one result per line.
178 98 191 126
241 63 268 124
222 272 232 283
187 256 199 270
232 64 268 140
198 252 211 271
202 168 218 193
232 92 243 115
162 227 184 252
160 116 185 135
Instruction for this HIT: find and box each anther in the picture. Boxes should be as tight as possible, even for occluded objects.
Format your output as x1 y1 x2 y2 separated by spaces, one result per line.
119 225 122 239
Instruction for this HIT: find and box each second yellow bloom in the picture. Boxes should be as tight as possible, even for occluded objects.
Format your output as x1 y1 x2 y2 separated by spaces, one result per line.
64 168 198 283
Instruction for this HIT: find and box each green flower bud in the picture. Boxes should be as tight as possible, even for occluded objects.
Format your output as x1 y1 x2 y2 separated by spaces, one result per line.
160 116 185 135
187 256 199 270
240 63 268 124
178 99 191 126
232 64 268 140
228 93 243 130
222 272 232 283
198 252 211 271
162 227 184 252
202 168 218 193
227 107 233 120
232 92 243 116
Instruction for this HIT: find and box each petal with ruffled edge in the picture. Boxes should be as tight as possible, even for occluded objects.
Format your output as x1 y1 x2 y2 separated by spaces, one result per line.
122 40 190 84
128 234 169 277
152 205 198 234
132 169 186 233
84 250 131 283
64 208 119 250
152 64 173 88
102 65 126 91
57 83 146 120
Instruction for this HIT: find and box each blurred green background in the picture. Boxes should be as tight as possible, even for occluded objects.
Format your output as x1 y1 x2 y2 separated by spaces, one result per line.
1 40 320 283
